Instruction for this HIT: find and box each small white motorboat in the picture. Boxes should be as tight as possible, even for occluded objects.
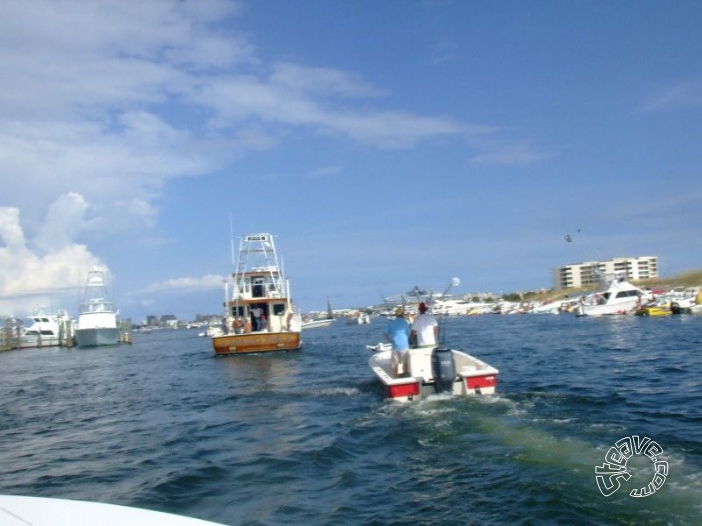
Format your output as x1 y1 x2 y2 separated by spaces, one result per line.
368 346 499 402
301 318 335 330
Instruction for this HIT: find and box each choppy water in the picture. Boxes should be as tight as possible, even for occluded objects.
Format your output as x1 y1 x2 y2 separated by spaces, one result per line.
1 315 700 525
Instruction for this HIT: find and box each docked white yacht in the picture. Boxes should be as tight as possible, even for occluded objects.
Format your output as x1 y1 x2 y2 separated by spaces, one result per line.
19 309 71 348
75 267 120 347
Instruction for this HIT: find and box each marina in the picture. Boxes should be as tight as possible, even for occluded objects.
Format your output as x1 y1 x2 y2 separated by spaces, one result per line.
1 311 132 353
1 310 75 351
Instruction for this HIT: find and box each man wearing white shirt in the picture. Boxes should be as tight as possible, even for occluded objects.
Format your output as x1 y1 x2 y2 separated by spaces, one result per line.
411 302 438 347
250 305 263 331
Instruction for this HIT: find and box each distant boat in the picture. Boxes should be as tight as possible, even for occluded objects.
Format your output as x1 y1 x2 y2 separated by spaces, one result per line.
300 298 336 330
75 267 120 347
346 312 370 324
212 233 301 355
301 318 335 330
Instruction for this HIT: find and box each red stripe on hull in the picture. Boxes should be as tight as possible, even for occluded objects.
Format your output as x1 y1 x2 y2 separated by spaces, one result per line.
388 382 420 399
465 375 497 390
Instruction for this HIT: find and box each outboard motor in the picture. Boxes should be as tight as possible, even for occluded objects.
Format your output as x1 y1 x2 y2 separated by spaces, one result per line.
431 347 456 394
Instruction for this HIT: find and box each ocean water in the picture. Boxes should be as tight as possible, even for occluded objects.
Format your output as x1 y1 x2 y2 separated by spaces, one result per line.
1 315 700 525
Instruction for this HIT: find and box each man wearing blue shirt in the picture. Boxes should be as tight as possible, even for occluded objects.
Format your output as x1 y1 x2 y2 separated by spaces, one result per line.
383 307 411 377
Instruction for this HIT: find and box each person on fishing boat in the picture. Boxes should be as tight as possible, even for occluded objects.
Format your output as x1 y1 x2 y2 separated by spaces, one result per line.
383 307 411 377
251 305 263 330
411 302 438 348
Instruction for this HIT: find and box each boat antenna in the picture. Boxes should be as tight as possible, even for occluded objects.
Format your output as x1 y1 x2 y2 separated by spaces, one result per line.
229 215 236 267
564 229 610 281
564 228 606 262
438 309 449 347
440 277 460 299
222 279 229 317
435 277 459 347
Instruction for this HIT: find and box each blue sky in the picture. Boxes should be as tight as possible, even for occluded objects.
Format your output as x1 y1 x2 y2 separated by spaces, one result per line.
1 0 701 321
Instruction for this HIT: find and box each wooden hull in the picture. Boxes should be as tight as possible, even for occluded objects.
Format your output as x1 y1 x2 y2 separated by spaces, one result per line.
212 331 301 355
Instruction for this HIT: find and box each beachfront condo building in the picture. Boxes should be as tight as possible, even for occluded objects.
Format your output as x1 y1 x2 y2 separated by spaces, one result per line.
552 256 659 290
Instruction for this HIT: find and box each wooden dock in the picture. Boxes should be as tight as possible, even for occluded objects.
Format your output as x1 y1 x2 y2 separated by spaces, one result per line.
118 319 133 344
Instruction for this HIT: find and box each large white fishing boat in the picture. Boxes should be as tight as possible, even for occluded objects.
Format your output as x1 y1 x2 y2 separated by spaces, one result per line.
368 346 499 402
212 233 302 355
574 272 653 317
75 267 120 347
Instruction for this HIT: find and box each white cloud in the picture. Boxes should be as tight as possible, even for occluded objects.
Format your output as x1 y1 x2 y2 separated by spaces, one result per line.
468 141 552 167
308 165 342 179
0 0 512 237
0 204 103 316
142 274 227 294
644 81 702 111
194 72 479 148
0 208 27 248
34 192 89 252
0 0 545 313
269 62 388 98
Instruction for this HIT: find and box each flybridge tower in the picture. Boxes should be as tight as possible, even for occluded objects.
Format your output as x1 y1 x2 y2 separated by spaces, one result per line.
231 233 287 302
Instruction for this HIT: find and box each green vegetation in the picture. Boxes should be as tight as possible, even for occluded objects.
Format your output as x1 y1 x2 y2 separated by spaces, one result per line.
639 270 702 290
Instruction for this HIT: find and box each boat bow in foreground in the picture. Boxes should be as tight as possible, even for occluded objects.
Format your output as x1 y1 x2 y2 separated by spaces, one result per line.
0 495 226 525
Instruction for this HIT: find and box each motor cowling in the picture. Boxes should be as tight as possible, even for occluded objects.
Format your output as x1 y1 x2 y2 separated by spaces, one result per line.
431 347 456 394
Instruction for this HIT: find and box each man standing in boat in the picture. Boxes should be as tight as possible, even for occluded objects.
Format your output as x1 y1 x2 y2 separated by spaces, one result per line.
383 307 411 377
251 304 263 331
411 302 438 348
